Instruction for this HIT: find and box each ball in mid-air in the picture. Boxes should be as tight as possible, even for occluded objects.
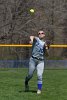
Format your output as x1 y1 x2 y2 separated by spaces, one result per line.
30 9 35 13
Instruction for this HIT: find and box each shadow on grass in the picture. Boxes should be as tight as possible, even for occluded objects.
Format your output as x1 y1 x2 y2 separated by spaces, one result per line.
19 90 37 93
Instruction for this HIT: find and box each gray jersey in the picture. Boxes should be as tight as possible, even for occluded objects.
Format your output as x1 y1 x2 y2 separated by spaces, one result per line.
32 37 46 60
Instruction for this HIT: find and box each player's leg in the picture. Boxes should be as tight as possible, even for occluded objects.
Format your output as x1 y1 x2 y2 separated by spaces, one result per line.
36 61 44 94
25 57 36 91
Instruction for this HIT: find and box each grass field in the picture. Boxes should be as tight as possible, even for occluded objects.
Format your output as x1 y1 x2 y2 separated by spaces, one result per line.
0 68 67 100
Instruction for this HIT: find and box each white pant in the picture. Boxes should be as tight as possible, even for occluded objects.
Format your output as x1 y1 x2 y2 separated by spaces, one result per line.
28 57 44 84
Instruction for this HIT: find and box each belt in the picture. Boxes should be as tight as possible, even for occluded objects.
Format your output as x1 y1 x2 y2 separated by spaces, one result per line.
32 56 44 61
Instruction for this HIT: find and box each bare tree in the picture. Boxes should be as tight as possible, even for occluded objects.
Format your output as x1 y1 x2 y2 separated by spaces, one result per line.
0 0 67 60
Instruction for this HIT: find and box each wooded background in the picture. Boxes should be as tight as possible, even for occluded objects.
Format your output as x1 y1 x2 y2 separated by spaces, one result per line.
0 0 67 60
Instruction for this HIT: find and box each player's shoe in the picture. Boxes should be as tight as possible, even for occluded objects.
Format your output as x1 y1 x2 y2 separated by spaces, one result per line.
25 81 29 92
37 89 41 94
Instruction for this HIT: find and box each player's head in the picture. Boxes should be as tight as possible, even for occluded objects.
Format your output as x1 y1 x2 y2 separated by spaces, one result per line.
38 30 45 39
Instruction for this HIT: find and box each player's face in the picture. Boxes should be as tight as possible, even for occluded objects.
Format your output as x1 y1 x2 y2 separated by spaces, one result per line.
38 31 45 39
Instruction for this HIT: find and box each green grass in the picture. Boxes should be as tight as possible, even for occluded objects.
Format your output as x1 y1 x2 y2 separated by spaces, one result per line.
0 68 67 100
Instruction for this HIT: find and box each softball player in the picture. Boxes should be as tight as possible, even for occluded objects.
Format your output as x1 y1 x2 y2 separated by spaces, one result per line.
25 30 49 94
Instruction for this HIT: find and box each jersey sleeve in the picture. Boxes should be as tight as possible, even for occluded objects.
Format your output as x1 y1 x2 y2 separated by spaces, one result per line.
35 37 39 42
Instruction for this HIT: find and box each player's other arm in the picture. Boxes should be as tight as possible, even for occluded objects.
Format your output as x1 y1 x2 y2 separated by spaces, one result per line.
29 36 35 44
44 40 50 56
46 46 49 55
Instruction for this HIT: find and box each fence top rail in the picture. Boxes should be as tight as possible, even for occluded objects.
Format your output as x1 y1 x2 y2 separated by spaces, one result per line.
0 44 67 48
